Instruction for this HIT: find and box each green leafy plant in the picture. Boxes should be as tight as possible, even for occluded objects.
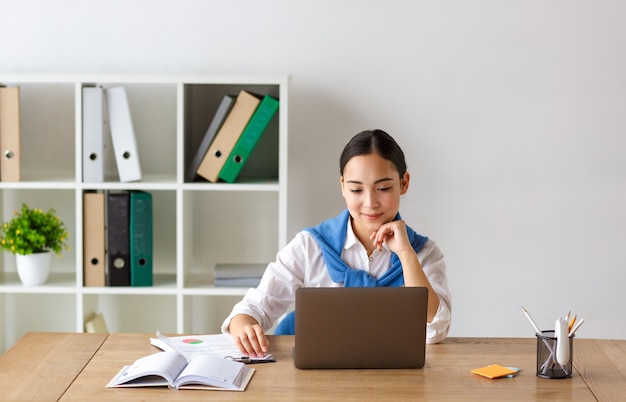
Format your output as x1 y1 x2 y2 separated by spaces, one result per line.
0 204 70 256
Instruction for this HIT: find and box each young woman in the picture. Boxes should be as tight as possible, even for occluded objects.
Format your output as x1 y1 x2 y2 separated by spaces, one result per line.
222 129 451 357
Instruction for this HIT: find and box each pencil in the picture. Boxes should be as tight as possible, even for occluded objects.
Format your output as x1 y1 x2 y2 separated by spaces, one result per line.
521 306 542 335
569 318 585 337
568 315 577 332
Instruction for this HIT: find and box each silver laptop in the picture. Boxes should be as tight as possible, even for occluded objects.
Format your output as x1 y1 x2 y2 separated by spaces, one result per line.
293 286 428 369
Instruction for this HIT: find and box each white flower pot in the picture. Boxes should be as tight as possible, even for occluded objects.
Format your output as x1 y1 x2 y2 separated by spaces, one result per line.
16 251 52 286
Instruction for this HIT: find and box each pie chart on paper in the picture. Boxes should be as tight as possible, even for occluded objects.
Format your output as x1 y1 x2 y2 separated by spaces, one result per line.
182 338 203 345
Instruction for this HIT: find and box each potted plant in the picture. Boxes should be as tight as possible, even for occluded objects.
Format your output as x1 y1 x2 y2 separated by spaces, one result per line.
0 204 70 286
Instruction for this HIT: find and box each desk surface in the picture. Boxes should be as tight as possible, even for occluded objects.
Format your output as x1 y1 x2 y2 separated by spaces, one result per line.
0 332 108 401
1 333 624 401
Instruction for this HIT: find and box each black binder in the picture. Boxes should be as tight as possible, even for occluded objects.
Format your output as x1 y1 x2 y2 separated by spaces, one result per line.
106 191 130 286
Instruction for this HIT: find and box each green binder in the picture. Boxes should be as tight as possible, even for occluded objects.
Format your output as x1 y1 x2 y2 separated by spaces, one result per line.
218 95 279 183
129 191 153 286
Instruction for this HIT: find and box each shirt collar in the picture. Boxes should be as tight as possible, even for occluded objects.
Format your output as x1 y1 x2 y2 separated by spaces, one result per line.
345 217 358 250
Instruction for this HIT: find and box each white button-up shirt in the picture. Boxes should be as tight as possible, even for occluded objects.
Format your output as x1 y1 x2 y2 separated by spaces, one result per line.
222 220 452 344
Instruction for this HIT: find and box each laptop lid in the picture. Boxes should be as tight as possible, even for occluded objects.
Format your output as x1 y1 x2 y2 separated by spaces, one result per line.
293 286 428 369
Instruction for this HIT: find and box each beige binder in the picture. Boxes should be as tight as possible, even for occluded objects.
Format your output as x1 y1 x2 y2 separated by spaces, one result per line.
196 90 261 182
83 191 106 287
0 86 21 182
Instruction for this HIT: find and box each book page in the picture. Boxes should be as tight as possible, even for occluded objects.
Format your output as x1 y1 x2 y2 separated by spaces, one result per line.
154 331 273 362
107 351 187 388
174 354 251 390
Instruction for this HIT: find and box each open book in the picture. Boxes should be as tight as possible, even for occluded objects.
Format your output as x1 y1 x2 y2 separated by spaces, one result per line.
106 351 254 391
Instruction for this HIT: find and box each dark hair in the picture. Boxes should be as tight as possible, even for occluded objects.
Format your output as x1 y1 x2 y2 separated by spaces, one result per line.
339 129 407 178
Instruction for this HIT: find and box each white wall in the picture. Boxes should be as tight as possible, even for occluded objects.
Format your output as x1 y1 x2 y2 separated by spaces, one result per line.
2 0 625 340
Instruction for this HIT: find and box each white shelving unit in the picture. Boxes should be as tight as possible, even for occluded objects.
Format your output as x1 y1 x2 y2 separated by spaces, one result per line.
0 75 288 353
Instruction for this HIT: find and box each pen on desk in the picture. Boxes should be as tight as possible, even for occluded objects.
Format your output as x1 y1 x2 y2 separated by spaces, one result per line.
568 318 585 337
521 306 542 335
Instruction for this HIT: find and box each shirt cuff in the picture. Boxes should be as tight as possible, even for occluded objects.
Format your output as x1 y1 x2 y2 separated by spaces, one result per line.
426 299 451 344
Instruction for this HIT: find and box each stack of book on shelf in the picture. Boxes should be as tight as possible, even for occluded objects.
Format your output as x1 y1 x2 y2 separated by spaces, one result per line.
214 263 266 287
189 90 279 183
0 85 21 182
82 86 142 183
83 190 153 287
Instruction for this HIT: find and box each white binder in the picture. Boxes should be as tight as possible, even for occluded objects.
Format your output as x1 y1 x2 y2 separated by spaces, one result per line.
82 86 108 183
105 86 142 182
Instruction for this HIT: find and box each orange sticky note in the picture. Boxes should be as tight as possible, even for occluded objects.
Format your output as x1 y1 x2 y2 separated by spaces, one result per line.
471 364 518 379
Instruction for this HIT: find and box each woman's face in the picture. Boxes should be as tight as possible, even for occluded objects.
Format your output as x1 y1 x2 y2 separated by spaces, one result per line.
340 153 409 241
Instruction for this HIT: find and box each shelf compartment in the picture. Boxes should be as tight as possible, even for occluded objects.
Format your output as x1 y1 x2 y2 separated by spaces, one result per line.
0 82 76 182
0 189 76 281
82 293 177 333
181 190 279 282
81 82 178 184
183 83 280 183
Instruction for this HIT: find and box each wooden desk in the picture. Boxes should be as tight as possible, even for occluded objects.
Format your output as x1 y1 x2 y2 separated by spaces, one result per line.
0 332 107 401
1 333 624 401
